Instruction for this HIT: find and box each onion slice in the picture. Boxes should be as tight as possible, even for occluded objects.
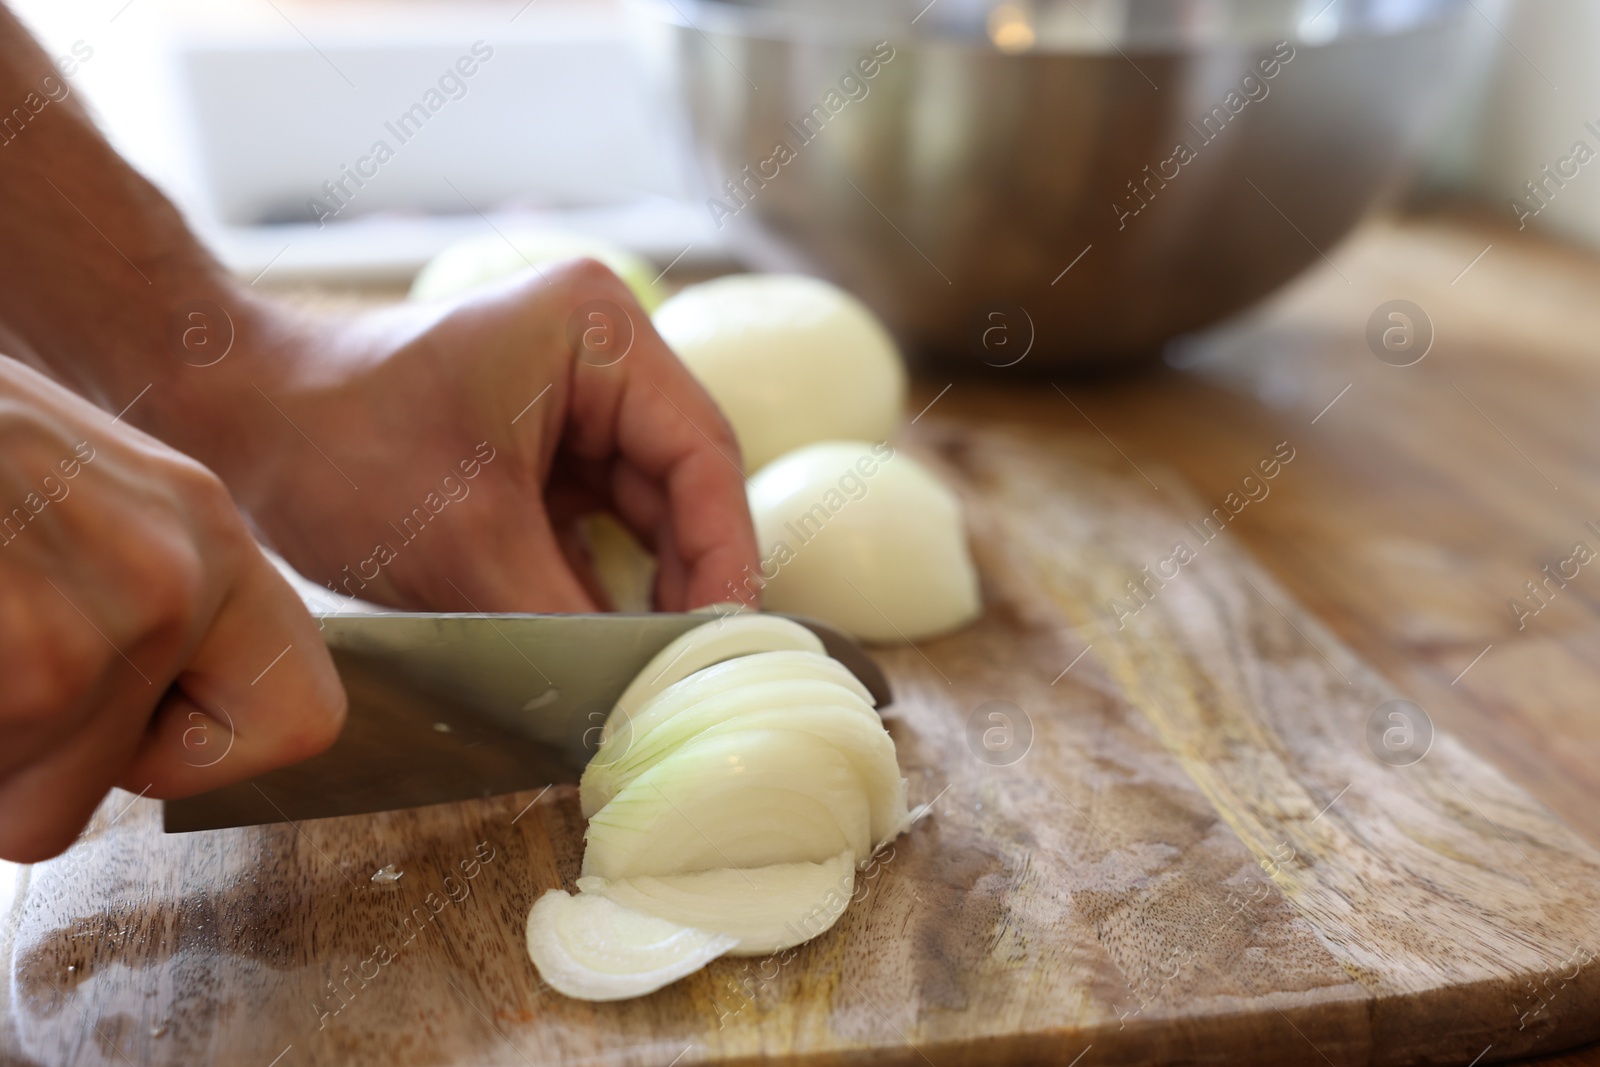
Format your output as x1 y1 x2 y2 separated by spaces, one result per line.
583 727 872 879
577 851 856 956
525 890 736 1001
603 615 825 744
582 652 878 818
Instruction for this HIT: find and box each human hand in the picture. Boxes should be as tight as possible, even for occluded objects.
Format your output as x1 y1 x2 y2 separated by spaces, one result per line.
191 258 759 614
0 357 346 862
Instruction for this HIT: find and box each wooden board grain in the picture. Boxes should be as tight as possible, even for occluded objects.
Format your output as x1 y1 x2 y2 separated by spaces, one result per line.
5 412 1600 1067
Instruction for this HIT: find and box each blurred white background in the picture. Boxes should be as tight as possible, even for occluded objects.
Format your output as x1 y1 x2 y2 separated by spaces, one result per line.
7 0 725 284
1424 0 1600 248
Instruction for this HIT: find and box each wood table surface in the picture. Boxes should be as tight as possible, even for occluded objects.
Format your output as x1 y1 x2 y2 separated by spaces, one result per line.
6 207 1600 1067
963 206 1600 1066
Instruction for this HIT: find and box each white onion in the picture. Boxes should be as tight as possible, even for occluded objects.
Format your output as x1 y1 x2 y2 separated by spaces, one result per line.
581 655 877 818
410 229 663 310
652 274 907 472
604 614 824 742
745 441 981 643
524 890 735 1001
576 513 656 613
576 851 856 956
584 727 872 879
525 614 909 1000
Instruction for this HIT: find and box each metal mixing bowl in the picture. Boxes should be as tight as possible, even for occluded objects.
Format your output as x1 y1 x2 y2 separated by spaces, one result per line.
633 0 1491 370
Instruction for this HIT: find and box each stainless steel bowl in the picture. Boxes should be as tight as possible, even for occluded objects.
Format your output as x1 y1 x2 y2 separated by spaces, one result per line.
634 0 1491 370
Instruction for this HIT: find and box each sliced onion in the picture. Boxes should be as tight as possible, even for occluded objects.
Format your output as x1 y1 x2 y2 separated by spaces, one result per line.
591 648 874 777
527 616 910 1002
525 890 735 1001
604 614 824 742
577 851 856 956
582 651 877 817
583 684 869 816
583 728 872 879
592 703 904 849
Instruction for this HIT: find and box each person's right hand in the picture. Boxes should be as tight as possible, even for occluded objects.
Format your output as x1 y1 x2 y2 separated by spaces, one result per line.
0 356 346 862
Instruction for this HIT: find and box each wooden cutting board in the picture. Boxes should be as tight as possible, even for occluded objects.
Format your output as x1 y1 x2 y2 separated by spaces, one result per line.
5 418 1600 1067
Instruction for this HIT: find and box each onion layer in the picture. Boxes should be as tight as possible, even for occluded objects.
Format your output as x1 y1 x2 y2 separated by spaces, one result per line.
576 851 856 956
525 890 736 1001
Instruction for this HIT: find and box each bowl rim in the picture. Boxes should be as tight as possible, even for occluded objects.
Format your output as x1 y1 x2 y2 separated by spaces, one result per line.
628 0 1492 53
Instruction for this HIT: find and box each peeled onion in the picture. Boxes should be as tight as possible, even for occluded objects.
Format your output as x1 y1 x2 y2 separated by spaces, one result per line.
525 613 909 999
575 513 656 613
604 613 825 741
525 890 735 1001
581 650 877 816
584 728 872 879
745 441 981 643
410 228 663 311
576 851 855 956
652 274 907 472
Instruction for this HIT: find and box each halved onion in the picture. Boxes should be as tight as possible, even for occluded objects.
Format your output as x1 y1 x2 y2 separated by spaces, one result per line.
652 274 906 473
747 441 981 643
576 513 657 614
410 228 664 311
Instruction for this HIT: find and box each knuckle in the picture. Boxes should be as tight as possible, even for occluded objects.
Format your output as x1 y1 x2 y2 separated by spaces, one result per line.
266 640 348 764
700 403 743 464
548 256 627 303
0 398 76 455
558 255 621 288
170 457 240 536
123 535 209 640
123 461 241 640
0 607 106 722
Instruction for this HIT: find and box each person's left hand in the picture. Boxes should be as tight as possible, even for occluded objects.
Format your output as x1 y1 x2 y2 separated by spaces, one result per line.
181 257 758 614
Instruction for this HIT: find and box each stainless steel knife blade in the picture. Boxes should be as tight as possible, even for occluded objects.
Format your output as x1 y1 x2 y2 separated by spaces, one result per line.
162 612 891 833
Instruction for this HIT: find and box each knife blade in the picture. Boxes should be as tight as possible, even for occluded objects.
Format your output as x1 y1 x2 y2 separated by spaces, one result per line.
162 612 891 833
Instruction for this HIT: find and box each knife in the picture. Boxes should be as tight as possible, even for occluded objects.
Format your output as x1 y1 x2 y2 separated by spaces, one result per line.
162 612 892 833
